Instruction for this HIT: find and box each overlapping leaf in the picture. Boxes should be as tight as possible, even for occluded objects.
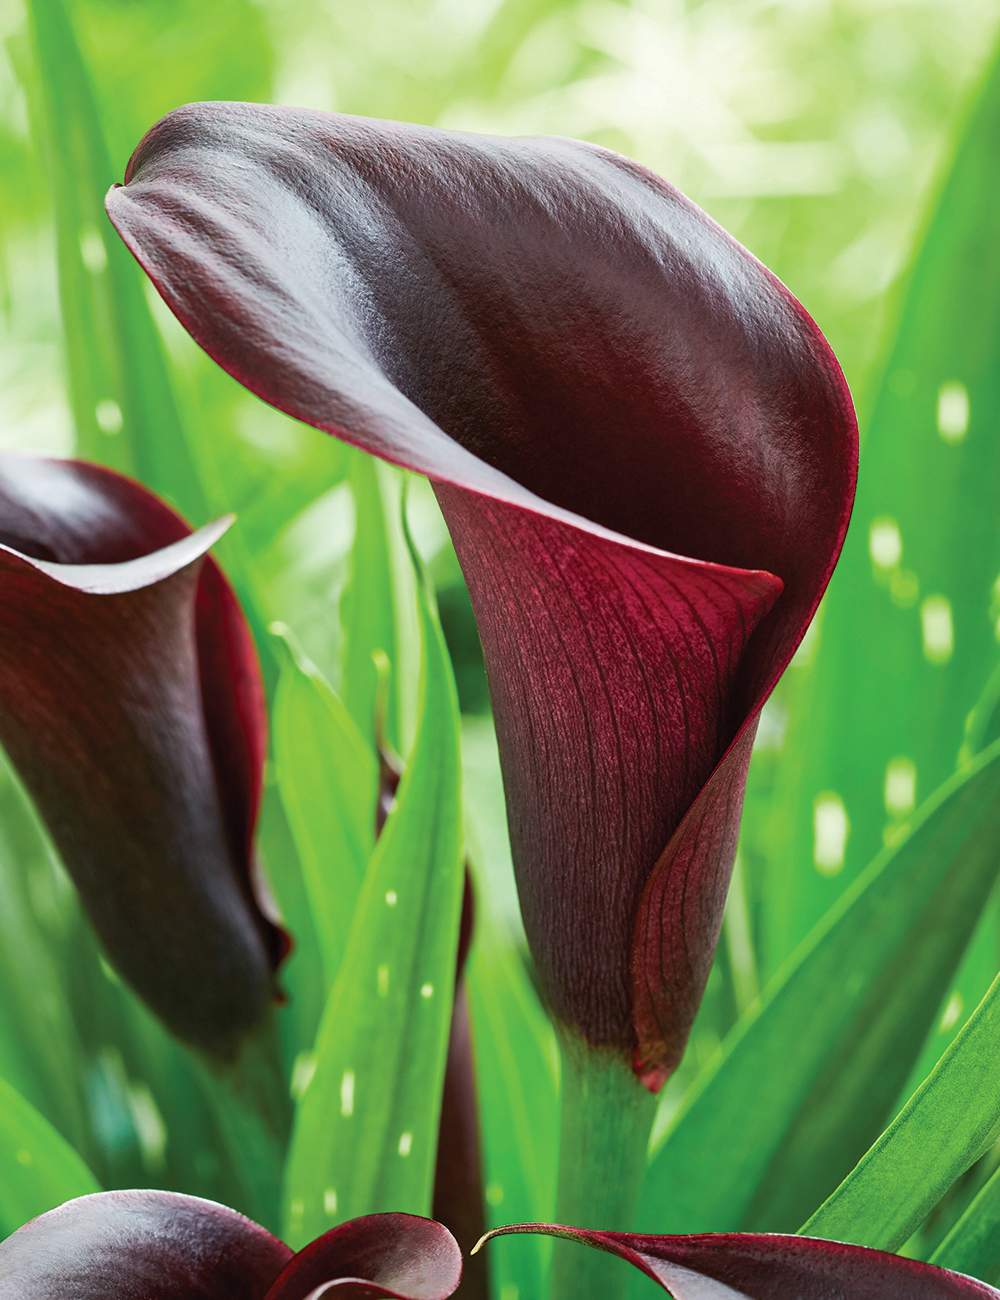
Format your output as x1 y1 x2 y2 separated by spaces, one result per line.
283 557 463 1246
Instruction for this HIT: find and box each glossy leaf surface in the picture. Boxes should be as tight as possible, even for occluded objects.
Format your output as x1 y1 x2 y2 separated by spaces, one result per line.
107 104 857 1084
643 734 1000 1233
0 452 282 1056
479 1224 1000 1298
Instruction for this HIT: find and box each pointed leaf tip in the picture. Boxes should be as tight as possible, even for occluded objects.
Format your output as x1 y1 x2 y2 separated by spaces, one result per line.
0 452 284 1055
107 103 857 1077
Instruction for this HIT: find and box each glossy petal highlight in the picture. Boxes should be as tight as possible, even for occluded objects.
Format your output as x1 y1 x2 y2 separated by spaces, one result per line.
477 1225 1000 1298
107 104 857 1081
263 1214 462 1300
0 1196 461 1300
0 1190 291 1299
0 452 283 1055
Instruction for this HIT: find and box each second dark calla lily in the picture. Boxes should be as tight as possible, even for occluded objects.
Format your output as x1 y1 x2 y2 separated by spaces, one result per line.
0 452 285 1059
106 104 857 1087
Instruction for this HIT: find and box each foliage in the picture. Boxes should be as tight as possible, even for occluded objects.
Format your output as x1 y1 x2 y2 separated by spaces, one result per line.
0 1 999 1299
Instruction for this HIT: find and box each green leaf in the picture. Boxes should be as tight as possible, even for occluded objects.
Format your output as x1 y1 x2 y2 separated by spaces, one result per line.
256 783 326 1073
340 453 401 749
73 0 272 171
802 964 1000 1250
0 1071 100 1237
467 912 559 1300
931 1159 1000 1284
754 37 1000 972
271 625 377 991
0 753 95 1162
25 0 207 520
281 556 464 1248
641 735 1000 1235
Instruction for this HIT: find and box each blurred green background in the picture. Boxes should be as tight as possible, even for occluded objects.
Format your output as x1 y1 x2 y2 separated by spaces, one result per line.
2 0 998 457
3 0 1000 1290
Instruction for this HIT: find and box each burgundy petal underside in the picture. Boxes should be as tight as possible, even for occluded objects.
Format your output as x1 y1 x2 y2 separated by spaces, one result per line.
478 1225 1000 1299
106 103 857 1081
0 452 283 1055
0 1190 291 1299
263 1213 462 1300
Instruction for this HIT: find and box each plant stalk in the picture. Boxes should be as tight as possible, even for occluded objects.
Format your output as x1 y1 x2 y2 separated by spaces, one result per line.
549 1029 658 1300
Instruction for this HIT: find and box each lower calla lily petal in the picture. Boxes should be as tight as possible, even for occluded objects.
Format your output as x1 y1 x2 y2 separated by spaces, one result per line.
261 1214 462 1300
476 1225 1000 1298
0 1190 292 1299
0 1197 462 1300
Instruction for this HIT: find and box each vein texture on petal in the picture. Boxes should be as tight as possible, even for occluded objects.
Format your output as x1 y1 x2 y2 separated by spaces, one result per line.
106 103 857 1071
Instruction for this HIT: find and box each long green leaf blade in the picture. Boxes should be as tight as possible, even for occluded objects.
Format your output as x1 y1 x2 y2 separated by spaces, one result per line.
468 918 559 1300
281 560 463 1247
642 736 1000 1234
340 453 401 748
271 626 377 991
802 965 1000 1250
756 39 1000 971
931 1162 1000 1284
0 1071 100 1237
26 0 206 519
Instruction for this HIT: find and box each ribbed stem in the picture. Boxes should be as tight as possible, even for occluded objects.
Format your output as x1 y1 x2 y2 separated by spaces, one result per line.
549 1030 657 1300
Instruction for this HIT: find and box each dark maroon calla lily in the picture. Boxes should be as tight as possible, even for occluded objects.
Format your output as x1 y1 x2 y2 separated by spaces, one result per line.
0 452 286 1058
106 103 857 1087
476 1224 999 1298
0 1191 461 1299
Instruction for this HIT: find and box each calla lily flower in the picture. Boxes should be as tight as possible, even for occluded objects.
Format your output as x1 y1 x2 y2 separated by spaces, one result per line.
476 1224 998 1298
106 104 857 1087
0 1191 462 1298
0 452 285 1058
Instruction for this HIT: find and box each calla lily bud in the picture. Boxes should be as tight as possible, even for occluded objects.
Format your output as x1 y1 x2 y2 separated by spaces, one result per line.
106 104 857 1087
0 1191 462 1299
0 452 286 1058
476 1224 998 1298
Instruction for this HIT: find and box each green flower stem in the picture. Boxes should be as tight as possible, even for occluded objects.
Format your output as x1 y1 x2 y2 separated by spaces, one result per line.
549 1030 658 1300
